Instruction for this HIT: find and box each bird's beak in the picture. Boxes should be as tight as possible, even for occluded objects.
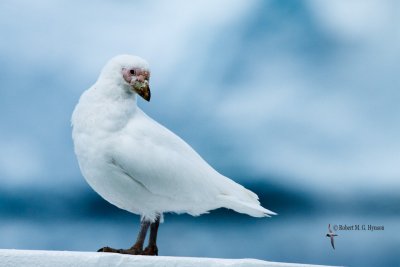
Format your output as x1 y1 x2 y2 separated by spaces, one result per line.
132 80 151 102
131 70 151 101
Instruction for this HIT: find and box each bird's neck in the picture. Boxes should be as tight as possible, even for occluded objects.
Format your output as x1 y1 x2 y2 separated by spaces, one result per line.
75 82 139 134
99 85 138 124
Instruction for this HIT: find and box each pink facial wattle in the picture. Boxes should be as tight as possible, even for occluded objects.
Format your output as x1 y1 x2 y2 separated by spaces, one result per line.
122 68 150 84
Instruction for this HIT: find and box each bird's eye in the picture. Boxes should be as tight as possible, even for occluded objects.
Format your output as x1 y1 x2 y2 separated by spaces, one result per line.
130 69 136 75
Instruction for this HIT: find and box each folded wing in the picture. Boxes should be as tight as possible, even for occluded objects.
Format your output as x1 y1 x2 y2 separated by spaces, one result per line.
109 109 276 217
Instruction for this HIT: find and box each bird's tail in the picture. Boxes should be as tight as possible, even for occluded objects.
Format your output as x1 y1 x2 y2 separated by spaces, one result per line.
218 194 277 217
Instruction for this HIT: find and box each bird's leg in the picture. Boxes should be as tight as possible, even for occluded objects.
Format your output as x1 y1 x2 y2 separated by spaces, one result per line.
142 216 160 256
97 219 150 255
128 219 151 254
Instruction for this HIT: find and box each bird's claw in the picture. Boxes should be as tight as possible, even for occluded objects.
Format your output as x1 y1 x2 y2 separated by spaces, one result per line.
97 246 142 255
97 246 115 252
142 245 158 256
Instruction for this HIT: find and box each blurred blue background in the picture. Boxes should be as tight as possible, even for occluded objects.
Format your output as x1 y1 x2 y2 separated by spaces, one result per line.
0 1 399 266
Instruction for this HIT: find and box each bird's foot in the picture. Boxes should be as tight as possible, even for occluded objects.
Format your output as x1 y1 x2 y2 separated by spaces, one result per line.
97 246 142 255
142 244 158 256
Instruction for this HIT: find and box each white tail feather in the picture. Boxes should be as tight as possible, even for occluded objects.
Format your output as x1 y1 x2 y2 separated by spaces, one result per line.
218 195 277 217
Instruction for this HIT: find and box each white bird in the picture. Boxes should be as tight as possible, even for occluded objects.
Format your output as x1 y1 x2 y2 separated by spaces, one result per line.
71 55 276 256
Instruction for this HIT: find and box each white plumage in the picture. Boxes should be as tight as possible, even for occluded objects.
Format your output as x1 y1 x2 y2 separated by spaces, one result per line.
72 55 276 223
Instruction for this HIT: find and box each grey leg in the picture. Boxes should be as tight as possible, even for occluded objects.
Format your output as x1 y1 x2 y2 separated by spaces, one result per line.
143 216 160 256
130 219 151 253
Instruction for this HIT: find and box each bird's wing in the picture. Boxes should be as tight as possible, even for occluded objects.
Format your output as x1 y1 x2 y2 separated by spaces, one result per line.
328 224 332 233
330 236 335 249
107 109 225 203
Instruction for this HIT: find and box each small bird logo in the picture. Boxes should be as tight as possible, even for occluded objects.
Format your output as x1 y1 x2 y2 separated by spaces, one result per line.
326 224 338 249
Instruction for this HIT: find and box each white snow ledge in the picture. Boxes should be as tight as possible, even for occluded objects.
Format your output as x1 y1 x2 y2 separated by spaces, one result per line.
0 249 340 267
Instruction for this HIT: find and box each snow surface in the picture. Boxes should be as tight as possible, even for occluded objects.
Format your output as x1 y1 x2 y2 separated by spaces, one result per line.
0 249 340 267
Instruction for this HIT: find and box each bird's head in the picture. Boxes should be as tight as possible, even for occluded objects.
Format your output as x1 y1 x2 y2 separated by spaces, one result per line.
99 54 151 101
